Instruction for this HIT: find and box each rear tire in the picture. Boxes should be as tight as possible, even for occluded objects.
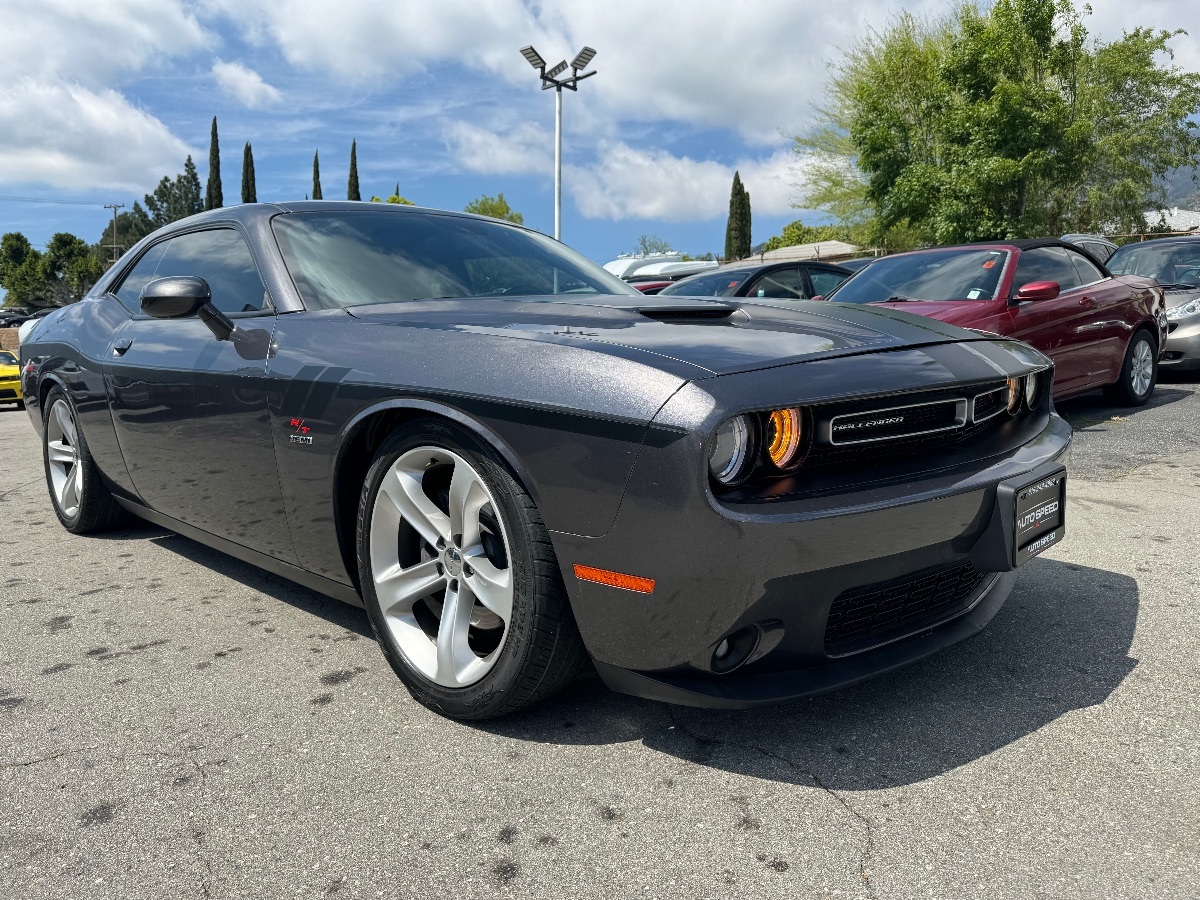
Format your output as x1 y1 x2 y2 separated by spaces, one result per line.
356 419 587 720
42 387 128 533
1103 328 1157 406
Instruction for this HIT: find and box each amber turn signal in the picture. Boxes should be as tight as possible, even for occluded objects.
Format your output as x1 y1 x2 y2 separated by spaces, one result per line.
1006 377 1022 413
573 564 655 594
765 407 803 469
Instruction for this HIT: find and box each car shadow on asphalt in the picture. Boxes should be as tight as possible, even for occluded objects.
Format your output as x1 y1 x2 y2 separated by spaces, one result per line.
90 520 374 638
1057 384 1193 430
482 558 1139 791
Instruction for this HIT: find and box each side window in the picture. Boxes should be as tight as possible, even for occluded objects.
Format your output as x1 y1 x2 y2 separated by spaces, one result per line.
1065 248 1105 286
153 229 271 315
1084 242 1114 263
112 242 169 312
751 268 807 299
1014 247 1080 294
809 268 848 297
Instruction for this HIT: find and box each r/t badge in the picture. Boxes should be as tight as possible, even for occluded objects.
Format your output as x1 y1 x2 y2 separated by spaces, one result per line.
289 418 314 445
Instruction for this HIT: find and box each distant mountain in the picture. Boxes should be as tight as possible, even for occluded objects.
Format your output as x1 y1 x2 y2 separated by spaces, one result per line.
1164 164 1199 208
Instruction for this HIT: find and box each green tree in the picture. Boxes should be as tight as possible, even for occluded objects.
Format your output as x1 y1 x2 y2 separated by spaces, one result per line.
463 193 523 223
205 116 223 210
761 220 848 252
0 232 102 307
793 0 1200 244
312 150 323 200
241 142 257 203
724 172 752 260
0 233 43 306
633 234 672 255
144 155 203 229
370 194 415 205
348 140 361 201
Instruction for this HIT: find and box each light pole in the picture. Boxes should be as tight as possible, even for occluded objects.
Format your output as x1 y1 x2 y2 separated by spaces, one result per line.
519 45 597 241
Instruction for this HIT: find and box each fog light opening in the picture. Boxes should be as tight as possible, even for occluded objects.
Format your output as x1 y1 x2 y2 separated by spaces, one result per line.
710 626 760 674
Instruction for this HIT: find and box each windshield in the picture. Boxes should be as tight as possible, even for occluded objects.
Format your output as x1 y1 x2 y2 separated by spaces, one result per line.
828 248 1009 303
1107 242 1200 289
659 270 753 297
272 210 637 309
0 351 16 365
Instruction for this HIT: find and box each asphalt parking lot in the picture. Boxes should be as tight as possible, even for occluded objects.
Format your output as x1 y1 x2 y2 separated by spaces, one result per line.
1 377 1198 900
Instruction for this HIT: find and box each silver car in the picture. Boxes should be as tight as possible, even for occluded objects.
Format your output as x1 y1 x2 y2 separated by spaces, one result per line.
1107 237 1200 373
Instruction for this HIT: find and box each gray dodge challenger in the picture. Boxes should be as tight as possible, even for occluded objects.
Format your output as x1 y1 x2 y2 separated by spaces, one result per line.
19 202 1070 719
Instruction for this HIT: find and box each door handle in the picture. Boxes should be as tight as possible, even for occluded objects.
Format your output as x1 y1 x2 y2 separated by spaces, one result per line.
1078 296 1095 309
112 338 133 356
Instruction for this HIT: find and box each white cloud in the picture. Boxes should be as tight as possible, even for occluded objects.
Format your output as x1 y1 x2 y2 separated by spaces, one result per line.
569 144 798 221
212 60 283 108
442 120 551 175
0 0 209 87
204 0 549 81
0 0 207 190
0 80 193 191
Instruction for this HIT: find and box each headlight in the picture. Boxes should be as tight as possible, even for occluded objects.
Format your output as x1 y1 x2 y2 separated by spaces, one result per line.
1166 297 1200 321
1023 373 1041 409
1006 377 1022 413
709 414 756 485
765 408 803 470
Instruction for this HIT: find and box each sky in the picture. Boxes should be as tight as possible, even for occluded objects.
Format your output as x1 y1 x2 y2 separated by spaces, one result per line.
0 0 1197 267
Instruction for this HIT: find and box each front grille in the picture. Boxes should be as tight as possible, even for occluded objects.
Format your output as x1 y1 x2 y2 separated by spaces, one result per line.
972 386 1006 422
829 398 964 445
804 382 1007 471
824 560 989 652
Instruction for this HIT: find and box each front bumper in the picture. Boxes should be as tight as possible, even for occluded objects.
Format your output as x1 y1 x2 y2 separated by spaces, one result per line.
1162 315 1200 370
0 375 22 403
554 411 1072 709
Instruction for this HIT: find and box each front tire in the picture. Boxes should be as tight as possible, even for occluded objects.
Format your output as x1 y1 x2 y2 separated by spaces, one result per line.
356 419 587 719
42 387 127 533
1104 328 1157 406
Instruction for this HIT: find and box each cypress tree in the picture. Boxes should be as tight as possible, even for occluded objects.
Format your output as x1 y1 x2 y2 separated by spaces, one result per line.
241 142 257 203
312 150 323 200
394 182 400 198
347 140 361 201
739 187 752 259
725 171 745 261
205 117 223 210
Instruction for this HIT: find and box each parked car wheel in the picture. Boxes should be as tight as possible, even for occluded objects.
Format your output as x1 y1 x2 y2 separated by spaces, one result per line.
1104 329 1158 406
356 420 587 719
42 387 128 533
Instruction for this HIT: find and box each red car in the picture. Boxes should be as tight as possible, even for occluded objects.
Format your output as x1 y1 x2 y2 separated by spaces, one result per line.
823 239 1166 404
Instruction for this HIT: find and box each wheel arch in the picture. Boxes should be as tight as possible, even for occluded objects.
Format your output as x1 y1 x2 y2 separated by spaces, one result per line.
330 398 543 594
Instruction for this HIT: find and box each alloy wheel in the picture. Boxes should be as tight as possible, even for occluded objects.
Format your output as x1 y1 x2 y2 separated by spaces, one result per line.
45 398 82 519
1130 338 1153 398
368 446 514 688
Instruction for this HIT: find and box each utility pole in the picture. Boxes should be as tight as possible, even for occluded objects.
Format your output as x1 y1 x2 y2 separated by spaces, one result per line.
103 203 124 265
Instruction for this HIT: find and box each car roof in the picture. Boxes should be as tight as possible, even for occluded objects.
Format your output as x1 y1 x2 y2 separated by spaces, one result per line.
1110 234 1200 249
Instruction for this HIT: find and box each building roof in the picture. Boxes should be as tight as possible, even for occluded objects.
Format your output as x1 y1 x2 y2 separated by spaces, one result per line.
744 240 861 263
1145 208 1200 232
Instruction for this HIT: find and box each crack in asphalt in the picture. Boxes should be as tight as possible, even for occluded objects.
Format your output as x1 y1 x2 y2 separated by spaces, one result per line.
666 708 878 896
0 745 97 768
0 477 40 504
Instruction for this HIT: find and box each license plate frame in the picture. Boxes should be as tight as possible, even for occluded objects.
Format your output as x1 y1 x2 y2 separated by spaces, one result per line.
1012 470 1066 566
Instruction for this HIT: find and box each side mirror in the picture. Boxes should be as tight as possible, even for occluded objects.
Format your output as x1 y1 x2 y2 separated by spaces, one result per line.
141 276 211 318
1015 281 1060 302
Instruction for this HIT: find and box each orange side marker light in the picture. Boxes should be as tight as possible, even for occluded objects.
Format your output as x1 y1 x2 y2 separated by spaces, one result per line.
573 564 655 594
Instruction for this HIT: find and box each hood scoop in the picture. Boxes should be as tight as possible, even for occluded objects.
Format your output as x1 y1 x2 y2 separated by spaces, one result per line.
638 304 738 322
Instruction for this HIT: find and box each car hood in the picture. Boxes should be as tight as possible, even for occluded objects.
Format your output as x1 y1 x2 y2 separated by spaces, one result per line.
1165 287 1200 307
348 295 995 377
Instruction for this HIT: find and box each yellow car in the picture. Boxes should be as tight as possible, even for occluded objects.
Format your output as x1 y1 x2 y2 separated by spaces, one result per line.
0 349 23 409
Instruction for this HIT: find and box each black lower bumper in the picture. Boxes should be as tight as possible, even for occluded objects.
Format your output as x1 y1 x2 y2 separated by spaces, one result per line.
594 569 1018 708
